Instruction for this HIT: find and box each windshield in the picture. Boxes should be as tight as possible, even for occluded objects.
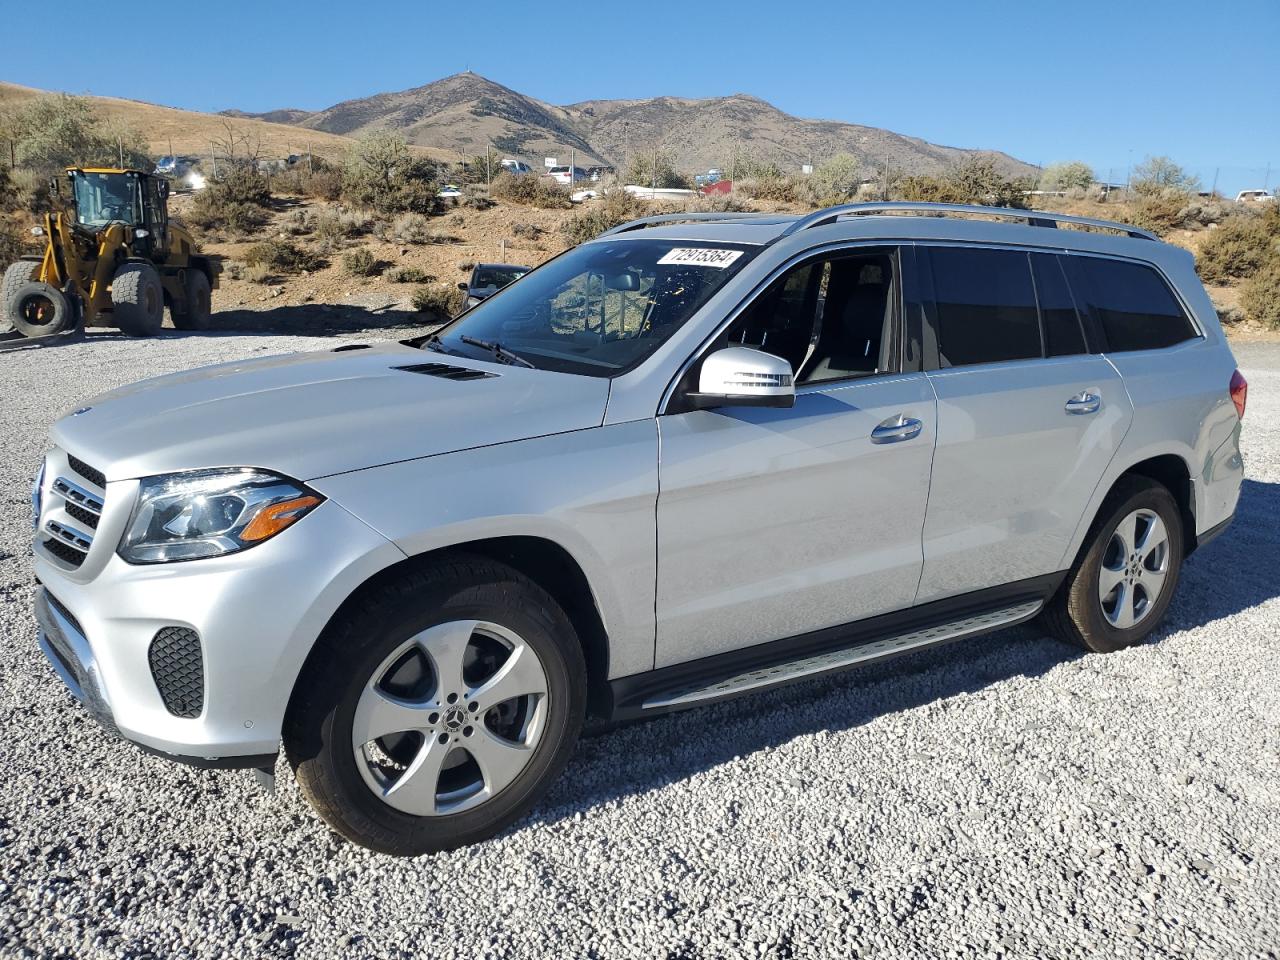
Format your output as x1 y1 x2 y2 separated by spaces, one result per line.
71 171 140 227
431 238 757 377
472 267 527 290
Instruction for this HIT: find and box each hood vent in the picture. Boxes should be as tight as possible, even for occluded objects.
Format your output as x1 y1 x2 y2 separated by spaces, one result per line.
332 343 372 352
395 362 497 382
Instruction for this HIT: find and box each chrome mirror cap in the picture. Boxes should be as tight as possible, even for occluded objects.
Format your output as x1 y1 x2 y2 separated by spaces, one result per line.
688 346 795 410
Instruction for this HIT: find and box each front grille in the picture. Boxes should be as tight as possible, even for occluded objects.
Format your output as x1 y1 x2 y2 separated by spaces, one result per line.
64 501 100 529
42 536 87 567
149 627 204 718
67 455 106 489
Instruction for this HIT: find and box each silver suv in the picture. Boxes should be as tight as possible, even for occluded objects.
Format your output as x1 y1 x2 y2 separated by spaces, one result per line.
31 202 1246 855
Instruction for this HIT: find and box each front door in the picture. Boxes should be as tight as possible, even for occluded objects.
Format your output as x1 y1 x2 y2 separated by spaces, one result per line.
655 247 938 668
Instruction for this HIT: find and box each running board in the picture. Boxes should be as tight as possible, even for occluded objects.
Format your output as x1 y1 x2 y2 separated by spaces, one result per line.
641 600 1043 710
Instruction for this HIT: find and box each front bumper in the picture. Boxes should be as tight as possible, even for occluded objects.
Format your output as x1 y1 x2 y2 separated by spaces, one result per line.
33 498 404 766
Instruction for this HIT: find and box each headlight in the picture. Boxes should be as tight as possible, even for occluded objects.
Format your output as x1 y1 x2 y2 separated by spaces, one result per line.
118 469 323 564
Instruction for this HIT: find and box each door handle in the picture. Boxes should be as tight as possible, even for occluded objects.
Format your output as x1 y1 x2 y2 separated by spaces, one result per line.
1065 392 1101 415
871 415 923 444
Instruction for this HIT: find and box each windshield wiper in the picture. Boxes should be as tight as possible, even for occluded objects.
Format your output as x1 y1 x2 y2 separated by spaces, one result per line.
459 335 535 368
420 332 451 354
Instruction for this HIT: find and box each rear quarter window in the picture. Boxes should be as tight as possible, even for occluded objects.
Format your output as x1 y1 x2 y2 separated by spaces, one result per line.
1067 256 1198 352
927 247 1042 367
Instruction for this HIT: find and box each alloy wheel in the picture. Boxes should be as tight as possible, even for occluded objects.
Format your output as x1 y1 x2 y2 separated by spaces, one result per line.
1098 508 1170 629
352 620 549 816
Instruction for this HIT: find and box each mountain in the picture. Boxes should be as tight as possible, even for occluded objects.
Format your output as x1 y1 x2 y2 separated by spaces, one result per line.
233 72 1034 177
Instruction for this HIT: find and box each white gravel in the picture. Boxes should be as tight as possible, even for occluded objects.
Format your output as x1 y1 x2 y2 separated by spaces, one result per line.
1 331 1278 959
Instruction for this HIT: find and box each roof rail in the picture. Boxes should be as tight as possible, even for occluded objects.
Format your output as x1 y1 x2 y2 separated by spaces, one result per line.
777 202 1158 241
597 211 780 238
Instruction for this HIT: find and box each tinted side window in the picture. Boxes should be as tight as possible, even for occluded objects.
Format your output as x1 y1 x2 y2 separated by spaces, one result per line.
1069 257 1197 352
929 247 1041 367
1030 254 1086 357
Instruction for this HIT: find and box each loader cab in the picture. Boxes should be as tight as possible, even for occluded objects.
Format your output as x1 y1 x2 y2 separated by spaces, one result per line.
67 168 168 256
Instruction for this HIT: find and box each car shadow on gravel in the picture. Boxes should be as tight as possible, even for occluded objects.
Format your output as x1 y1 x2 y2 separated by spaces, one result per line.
535 480 1278 825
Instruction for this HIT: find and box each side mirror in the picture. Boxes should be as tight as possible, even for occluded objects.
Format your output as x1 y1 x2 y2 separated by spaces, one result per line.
686 346 795 410
457 282 469 291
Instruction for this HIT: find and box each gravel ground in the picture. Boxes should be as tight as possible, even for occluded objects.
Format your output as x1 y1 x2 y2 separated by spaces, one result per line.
1 331 1278 959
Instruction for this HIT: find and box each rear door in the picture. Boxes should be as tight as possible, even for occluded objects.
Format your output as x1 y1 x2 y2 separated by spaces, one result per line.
915 245 1134 603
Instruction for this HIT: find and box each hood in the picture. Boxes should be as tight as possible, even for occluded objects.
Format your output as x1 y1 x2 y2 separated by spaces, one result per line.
51 342 611 482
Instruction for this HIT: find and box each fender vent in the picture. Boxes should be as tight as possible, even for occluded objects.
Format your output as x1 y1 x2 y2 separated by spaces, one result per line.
395 362 496 381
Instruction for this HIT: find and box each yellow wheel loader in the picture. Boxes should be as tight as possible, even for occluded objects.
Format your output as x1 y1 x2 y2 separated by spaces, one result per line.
2 167 218 339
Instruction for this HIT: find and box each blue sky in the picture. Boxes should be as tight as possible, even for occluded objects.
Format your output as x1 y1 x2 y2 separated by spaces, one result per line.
5 0 1277 194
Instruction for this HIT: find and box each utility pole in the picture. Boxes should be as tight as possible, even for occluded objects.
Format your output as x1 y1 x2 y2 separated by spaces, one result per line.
570 146 575 187
1264 162 1272 191
168 137 174 166
1211 167 1220 198
652 143 659 191
117 137 124 167
210 141 218 179
307 142 313 176
485 145 492 187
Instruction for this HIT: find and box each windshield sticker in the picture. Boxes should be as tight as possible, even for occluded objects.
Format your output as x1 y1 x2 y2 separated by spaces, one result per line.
657 248 744 269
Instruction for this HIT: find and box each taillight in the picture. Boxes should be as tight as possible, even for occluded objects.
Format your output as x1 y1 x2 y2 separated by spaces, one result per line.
1229 369 1248 419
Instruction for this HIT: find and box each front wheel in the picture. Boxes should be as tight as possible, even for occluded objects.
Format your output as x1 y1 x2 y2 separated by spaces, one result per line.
1041 476 1184 653
111 262 165 336
284 556 586 855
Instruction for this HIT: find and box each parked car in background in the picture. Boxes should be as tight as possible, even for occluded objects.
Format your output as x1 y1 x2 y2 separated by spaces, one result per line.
500 158 532 175
1235 189 1276 204
458 262 531 310
546 165 589 185
31 201 1244 856
437 184 464 199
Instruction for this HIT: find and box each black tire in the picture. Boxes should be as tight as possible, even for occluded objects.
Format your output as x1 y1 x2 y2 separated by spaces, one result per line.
1041 476 1184 653
110 262 165 336
10 281 74 338
171 269 212 331
2 260 39 330
284 555 586 855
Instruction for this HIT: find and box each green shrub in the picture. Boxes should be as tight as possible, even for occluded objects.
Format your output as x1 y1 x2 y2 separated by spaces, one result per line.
1197 216 1279 282
560 188 647 244
389 266 435 283
1240 256 1280 327
489 172 572 209
1131 156 1200 196
682 193 754 213
314 209 369 249
734 174 800 203
242 238 323 274
411 284 461 319
342 247 383 277
343 131 441 215
1114 191 1189 237
0 94 150 173
893 175 974 204
625 149 690 189
800 153 862 207
1039 161 1094 192
188 168 273 234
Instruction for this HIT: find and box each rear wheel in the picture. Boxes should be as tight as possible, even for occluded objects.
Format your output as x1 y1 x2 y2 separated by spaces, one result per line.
285 556 586 855
2 261 40 331
111 262 165 336
10 281 74 338
1041 476 1183 653
171 269 212 331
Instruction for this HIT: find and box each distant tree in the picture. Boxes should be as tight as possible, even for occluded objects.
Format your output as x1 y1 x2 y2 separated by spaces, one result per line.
945 155 1032 208
1131 155 1200 195
725 155 784 181
1040 161 1094 191
0 94 149 173
625 148 690 189
803 153 862 205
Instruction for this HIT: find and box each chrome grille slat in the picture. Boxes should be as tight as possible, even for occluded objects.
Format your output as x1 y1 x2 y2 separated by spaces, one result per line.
45 519 93 554
51 476 104 515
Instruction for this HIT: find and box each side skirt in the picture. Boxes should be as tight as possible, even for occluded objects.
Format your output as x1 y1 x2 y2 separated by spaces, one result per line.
607 572 1064 722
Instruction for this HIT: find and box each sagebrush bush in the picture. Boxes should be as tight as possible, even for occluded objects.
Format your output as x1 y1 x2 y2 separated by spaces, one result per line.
411 284 461 318
243 263 271 284
511 221 542 239
314 210 370 251
391 212 433 244
560 189 647 244
682 194 755 213
242 239 323 274
389 266 435 283
1115 191 1191 237
489 172 572 209
1197 215 1278 282
734 175 800 203
800 154 862 207
1240 257 1280 328
188 167 273 235
342 248 382 277
343 132 441 215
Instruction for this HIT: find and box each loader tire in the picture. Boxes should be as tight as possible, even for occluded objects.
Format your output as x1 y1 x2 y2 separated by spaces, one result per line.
2 261 40 332
111 262 165 337
171 268 212 331
10 281 74 338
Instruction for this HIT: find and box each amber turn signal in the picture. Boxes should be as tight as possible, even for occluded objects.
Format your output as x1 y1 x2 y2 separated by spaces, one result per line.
239 495 322 543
